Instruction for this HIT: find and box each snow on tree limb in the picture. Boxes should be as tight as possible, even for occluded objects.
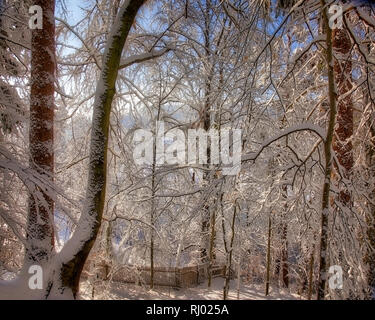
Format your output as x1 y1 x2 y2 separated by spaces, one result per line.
241 123 326 163
119 47 172 70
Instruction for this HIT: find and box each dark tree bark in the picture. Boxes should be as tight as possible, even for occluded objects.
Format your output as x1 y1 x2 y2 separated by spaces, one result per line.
332 26 353 209
223 202 236 300
200 0 213 264
265 213 272 296
280 185 289 288
307 245 315 300
317 0 338 300
357 7 375 299
27 0 56 264
364 122 375 298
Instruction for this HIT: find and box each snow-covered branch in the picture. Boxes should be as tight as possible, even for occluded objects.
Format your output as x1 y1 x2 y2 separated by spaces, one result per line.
242 123 326 163
119 47 172 70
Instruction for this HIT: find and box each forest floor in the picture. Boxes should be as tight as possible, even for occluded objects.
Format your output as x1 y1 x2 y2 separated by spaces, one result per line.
80 277 303 300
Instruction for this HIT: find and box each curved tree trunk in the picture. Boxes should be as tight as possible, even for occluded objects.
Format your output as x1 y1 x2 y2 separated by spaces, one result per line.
53 0 146 298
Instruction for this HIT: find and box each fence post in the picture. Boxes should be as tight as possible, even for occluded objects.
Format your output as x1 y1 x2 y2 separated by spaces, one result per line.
175 267 179 288
196 265 199 285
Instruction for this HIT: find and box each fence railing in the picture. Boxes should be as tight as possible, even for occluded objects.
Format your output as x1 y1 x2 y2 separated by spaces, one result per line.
86 263 228 288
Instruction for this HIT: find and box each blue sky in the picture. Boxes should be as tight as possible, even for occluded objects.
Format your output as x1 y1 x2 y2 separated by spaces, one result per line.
58 0 85 25
56 0 91 56
55 0 157 54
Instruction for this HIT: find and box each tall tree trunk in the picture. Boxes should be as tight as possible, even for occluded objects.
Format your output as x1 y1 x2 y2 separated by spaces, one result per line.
363 39 375 297
265 213 272 296
308 245 315 300
207 203 216 288
331 12 354 299
55 0 146 298
150 150 156 289
332 17 353 221
150 106 162 289
200 2 213 264
223 202 236 300
317 0 338 300
280 221 289 288
354 9 375 299
105 220 112 280
365 121 375 298
280 185 289 288
27 0 56 265
365 95 375 298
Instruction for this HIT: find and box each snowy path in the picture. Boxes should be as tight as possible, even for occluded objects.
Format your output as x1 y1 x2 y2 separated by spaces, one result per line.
81 277 303 300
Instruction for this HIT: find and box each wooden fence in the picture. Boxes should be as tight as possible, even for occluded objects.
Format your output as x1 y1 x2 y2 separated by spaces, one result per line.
87 263 229 288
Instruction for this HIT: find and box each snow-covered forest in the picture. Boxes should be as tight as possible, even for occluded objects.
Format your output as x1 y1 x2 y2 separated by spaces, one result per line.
0 0 374 300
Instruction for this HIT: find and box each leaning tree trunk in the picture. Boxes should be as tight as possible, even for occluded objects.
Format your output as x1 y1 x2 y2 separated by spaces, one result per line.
53 0 147 299
317 0 338 300
27 0 56 266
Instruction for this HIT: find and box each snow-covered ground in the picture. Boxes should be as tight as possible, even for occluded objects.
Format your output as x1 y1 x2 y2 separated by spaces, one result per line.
80 278 303 300
0 271 16 281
